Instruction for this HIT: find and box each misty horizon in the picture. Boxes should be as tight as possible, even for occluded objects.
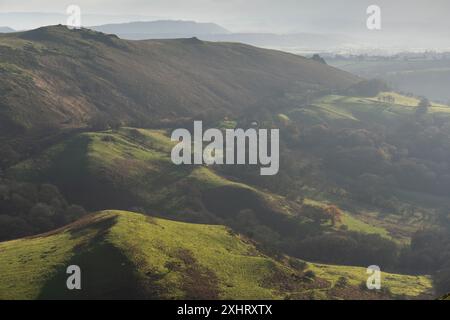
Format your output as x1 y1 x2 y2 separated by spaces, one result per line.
1 1 449 46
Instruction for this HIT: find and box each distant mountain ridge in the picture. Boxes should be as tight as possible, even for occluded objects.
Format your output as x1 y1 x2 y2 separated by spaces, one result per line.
90 20 230 36
0 26 15 33
89 21 351 50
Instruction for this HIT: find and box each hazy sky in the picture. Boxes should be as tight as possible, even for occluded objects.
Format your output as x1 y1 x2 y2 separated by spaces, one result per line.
1 0 450 35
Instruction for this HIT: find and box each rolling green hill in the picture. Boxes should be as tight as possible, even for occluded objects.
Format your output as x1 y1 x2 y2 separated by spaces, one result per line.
8 127 311 254
8 127 296 223
0 25 358 136
0 210 433 300
287 92 450 127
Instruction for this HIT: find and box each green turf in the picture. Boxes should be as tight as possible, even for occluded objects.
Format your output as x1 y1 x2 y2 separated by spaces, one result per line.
0 214 114 299
306 93 450 125
339 212 391 239
303 199 392 239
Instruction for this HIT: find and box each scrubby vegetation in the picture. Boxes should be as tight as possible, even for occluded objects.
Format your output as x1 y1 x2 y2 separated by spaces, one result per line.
0 177 85 241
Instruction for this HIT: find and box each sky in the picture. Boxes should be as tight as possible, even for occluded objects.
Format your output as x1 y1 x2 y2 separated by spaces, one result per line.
1 0 450 35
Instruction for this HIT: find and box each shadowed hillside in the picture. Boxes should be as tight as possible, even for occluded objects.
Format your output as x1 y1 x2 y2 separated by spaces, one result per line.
0 25 358 137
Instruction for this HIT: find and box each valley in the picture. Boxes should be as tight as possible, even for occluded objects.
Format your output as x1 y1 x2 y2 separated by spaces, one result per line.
1 25 450 299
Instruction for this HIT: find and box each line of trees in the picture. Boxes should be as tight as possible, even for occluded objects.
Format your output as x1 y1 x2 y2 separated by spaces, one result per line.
0 178 86 241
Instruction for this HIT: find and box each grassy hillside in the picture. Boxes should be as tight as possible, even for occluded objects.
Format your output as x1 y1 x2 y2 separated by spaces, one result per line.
9 127 275 216
0 25 358 136
8 127 309 252
291 93 450 126
0 210 433 300
7 122 441 268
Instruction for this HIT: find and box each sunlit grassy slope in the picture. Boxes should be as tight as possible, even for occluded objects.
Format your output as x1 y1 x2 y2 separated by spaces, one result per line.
7 125 425 245
10 127 233 189
9 127 293 223
299 93 450 124
0 210 433 300
303 198 392 240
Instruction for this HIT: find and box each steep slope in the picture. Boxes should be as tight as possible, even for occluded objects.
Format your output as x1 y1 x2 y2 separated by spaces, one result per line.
0 210 433 300
0 25 359 136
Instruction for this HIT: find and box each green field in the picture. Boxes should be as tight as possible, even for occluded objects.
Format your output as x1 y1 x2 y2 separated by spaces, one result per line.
286 92 450 129
303 198 392 240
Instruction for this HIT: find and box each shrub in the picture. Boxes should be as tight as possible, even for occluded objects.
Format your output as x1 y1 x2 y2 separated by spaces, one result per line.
303 270 316 279
335 276 348 288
